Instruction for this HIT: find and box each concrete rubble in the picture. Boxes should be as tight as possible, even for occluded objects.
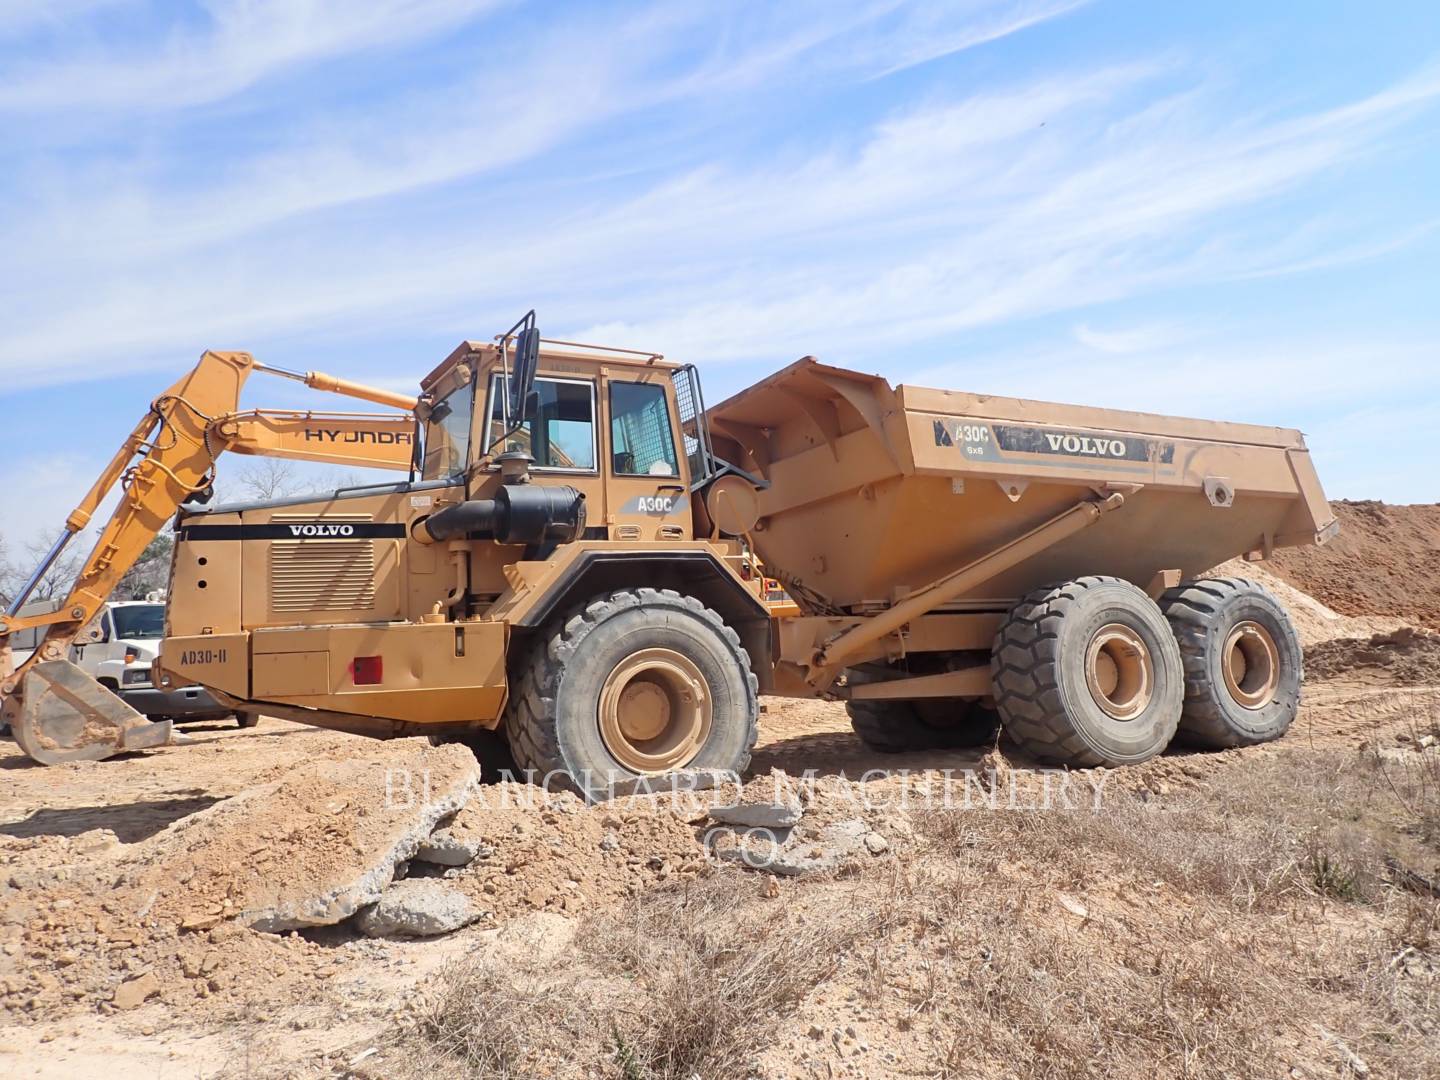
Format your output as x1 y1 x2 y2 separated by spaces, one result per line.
413 829 492 867
355 880 482 938
710 767 804 829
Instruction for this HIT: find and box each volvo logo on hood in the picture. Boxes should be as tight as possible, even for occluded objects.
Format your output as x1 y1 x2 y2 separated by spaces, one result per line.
287 523 355 537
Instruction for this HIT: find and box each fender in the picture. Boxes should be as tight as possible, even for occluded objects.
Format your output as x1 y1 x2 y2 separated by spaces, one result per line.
508 547 769 631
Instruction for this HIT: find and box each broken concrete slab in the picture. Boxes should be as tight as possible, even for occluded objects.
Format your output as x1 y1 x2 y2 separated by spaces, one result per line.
414 829 493 867
355 880 481 938
708 818 876 877
121 742 482 935
710 768 803 829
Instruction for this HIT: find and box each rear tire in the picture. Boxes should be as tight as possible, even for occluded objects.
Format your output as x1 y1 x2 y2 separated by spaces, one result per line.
504 588 759 800
847 695 999 753
991 576 1183 766
1159 577 1302 748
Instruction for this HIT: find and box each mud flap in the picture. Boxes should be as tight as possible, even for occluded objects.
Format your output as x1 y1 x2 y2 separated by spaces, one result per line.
8 660 173 765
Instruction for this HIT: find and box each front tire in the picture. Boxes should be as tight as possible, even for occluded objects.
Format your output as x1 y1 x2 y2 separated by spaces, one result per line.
1159 577 1302 748
504 588 759 800
235 711 261 729
991 576 1183 766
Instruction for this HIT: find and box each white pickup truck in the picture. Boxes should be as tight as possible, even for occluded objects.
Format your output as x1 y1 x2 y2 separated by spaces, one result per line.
9 600 253 727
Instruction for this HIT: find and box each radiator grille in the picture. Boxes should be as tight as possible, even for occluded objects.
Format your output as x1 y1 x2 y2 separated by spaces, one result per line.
269 514 376 613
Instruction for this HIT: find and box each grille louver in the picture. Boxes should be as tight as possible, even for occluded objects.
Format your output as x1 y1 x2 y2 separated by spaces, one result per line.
269 514 376 613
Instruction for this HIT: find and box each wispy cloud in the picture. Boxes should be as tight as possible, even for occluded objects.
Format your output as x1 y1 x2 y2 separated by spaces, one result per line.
0 2 1436 450
3 47 1437 393
863 0 1093 79
1072 322 1184 354
0 0 128 39
0 0 505 110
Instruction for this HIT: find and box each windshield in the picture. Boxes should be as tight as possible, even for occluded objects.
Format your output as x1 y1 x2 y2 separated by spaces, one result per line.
111 604 165 640
422 381 475 479
485 374 595 470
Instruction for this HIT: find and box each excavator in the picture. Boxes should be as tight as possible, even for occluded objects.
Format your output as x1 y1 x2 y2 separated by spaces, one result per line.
0 350 421 762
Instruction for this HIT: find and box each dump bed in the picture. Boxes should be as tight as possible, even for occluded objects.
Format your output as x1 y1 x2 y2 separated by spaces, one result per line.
706 359 1335 613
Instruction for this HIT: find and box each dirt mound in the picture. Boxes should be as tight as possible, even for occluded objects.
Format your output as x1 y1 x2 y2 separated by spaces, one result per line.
0 740 480 1020
1208 558 1407 647
1304 627 1440 686
1265 501 1440 629
436 781 712 921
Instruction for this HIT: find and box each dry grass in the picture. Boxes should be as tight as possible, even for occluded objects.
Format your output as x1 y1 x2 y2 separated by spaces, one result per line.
394 871 874 1079
584 878 872 1078
390 733 1439 1080
910 739 1440 1078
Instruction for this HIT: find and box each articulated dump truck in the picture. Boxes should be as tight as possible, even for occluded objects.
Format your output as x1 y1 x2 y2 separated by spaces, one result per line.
0 312 1336 796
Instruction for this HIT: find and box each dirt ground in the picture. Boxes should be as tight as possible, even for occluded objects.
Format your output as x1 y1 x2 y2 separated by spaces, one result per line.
1 502 1438 1078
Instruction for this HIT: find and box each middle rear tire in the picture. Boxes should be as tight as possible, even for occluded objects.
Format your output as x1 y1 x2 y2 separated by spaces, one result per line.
847 693 1000 753
991 576 1183 767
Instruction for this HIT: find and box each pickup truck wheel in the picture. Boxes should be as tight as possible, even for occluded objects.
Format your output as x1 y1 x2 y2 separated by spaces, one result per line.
992 576 1183 766
1159 577 1302 748
234 711 261 729
504 588 759 800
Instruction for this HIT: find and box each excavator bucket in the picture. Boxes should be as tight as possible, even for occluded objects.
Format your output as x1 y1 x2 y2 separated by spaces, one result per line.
9 660 172 765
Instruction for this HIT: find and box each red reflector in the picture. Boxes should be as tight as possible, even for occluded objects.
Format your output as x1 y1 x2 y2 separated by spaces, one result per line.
350 656 383 685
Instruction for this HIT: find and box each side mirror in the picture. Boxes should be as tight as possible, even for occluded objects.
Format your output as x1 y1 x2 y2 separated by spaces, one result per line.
508 323 540 423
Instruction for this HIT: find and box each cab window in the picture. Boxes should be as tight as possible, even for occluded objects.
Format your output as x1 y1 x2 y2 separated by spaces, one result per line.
422 380 474 479
610 381 679 477
486 375 596 471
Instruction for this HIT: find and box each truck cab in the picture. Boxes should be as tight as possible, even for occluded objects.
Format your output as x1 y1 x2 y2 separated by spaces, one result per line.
78 601 232 724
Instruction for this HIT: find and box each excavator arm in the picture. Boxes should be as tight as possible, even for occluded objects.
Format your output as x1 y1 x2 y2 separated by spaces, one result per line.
0 350 421 763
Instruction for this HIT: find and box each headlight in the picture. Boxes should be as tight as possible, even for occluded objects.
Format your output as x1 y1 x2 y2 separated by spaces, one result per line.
121 666 153 687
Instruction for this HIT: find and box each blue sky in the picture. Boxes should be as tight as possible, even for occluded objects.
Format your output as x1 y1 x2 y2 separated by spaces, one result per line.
1 0 1438 547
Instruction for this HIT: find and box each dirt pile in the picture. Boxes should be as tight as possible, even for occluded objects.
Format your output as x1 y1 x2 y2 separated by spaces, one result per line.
136 742 480 932
1210 557 1408 647
1265 500 1440 629
0 740 480 1020
1305 627 1440 686
434 781 711 921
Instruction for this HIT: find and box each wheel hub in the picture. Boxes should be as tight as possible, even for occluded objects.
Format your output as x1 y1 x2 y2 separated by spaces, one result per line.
1084 623 1154 721
1222 621 1280 709
598 647 712 774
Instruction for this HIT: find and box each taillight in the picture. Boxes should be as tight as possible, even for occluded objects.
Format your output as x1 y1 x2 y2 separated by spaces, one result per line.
350 656 383 685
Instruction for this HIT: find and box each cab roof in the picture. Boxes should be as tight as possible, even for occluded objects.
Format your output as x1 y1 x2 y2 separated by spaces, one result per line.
421 338 679 394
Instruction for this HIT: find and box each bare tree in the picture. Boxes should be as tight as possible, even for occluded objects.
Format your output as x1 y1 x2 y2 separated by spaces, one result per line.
0 531 14 609
9 534 89 604
116 534 174 600
324 468 372 492
231 458 301 502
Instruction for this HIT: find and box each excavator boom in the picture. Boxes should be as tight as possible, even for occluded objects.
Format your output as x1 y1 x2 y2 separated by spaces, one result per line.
0 351 421 763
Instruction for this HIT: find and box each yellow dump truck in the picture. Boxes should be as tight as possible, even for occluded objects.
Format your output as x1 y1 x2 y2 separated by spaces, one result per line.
0 313 1335 795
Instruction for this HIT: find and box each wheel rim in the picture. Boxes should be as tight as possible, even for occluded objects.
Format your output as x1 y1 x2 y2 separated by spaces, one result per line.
1084 623 1154 721
598 647 712 773
1222 620 1280 709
